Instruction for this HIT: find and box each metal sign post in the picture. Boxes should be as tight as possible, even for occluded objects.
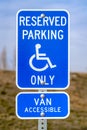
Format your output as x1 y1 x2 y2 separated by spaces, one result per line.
38 119 47 130
38 89 47 130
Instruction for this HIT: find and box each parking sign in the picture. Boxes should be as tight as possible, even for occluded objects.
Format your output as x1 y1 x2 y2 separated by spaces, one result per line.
16 92 70 119
16 9 70 89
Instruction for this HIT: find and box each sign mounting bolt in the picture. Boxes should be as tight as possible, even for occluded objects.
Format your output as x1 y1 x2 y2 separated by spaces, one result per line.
40 94 45 99
41 13 45 18
40 80 45 85
40 112 45 117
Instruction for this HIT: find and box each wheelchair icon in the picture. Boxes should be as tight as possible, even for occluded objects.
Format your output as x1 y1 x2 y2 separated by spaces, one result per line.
29 44 56 72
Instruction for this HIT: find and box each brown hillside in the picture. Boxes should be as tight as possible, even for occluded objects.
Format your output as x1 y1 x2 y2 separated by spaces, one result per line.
0 71 87 130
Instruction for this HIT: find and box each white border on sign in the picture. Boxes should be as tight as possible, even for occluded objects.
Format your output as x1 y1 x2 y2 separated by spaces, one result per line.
16 9 70 90
16 92 70 119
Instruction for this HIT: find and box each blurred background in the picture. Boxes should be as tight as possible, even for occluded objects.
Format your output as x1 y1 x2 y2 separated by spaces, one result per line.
0 0 87 72
0 1 87 130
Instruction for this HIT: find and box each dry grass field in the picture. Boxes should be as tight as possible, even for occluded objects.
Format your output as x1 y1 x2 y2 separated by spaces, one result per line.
0 70 87 130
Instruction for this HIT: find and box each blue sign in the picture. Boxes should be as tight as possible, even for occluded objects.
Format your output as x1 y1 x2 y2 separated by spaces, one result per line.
16 9 70 89
16 92 70 119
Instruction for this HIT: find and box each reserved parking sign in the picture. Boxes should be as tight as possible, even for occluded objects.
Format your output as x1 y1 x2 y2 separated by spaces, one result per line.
16 9 70 89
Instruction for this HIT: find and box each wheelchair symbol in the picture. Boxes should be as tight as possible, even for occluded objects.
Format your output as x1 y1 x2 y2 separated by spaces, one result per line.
29 44 56 72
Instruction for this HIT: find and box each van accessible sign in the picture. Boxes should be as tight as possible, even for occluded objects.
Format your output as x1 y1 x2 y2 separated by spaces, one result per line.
16 9 70 89
16 92 70 119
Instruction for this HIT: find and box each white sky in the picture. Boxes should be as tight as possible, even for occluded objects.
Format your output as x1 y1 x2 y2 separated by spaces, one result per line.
0 0 87 72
